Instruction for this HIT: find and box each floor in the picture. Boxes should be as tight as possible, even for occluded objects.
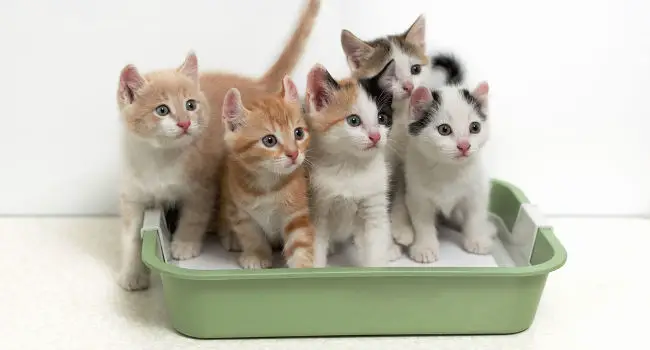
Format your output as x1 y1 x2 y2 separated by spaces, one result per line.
0 216 647 350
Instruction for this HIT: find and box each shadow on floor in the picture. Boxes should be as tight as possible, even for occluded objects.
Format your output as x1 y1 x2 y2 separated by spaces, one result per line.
62 216 172 330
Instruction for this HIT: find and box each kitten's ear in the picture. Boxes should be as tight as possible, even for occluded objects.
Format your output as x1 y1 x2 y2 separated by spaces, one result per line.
222 88 246 132
306 64 340 112
341 30 374 70
409 86 433 120
281 75 299 104
404 14 426 51
472 81 489 105
118 64 145 104
178 51 199 82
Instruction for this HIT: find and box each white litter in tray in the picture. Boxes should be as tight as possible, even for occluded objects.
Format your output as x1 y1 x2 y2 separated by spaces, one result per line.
173 221 518 270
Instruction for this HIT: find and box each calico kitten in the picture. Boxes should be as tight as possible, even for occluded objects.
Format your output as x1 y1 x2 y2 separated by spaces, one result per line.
116 0 320 290
392 84 496 263
305 60 402 267
218 76 315 269
340 15 464 103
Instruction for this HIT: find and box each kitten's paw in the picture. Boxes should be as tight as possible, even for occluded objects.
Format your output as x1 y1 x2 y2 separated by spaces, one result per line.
171 239 202 260
117 269 150 291
239 254 273 269
388 243 403 261
286 253 314 269
408 241 440 263
391 223 415 246
463 235 494 255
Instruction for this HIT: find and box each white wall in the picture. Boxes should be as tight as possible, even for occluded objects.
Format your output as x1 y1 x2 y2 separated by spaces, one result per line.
1 0 648 216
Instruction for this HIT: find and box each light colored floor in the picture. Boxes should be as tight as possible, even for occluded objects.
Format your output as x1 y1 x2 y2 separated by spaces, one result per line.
0 216 648 350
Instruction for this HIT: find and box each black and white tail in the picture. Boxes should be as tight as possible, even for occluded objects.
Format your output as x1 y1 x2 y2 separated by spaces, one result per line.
430 53 465 85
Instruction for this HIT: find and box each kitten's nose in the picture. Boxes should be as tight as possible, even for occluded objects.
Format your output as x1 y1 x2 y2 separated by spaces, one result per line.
286 150 299 162
368 132 381 144
177 120 191 131
457 141 471 154
402 82 414 94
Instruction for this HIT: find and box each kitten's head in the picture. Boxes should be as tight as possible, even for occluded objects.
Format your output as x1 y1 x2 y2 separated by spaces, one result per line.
117 52 208 149
305 60 396 158
341 15 433 101
407 82 490 164
222 76 309 175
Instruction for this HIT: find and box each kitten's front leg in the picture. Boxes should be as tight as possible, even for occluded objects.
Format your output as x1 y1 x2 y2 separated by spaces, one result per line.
459 194 496 255
281 209 315 268
230 206 273 269
171 190 214 260
390 179 415 247
312 209 331 268
405 190 440 263
357 193 393 267
117 198 149 291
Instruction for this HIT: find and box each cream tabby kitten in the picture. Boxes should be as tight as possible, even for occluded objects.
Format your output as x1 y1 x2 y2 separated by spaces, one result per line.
116 0 321 291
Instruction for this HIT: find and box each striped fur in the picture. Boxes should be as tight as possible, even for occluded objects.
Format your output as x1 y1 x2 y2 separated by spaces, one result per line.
217 76 315 269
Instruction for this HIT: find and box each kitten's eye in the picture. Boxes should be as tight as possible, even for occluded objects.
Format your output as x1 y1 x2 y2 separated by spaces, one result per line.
378 113 389 126
437 124 453 136
261 135 278 147
185 99 197 111
294 127 305 140
346 114 362 127
410 64 422 75
154 104 170 117
469 122 481 134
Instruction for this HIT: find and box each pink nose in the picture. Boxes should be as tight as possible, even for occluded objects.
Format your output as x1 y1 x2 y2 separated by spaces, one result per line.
457 141 471 153
177 121 191 131
402 82 414 94
368 132 381 144
286 150 299 162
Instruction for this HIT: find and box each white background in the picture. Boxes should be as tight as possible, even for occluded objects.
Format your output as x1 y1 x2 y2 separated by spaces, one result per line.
0 0 648 217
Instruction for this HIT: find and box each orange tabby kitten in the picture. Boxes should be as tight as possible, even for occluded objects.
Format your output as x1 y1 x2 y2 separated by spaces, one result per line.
116 0 320 290
217 76 315 269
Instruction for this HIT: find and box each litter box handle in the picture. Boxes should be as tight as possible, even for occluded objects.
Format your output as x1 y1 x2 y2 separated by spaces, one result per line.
140 208 173 263
512 203 552 262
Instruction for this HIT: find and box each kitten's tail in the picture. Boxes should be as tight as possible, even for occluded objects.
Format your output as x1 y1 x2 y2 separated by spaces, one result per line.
257 0 321 92
430 53 465 85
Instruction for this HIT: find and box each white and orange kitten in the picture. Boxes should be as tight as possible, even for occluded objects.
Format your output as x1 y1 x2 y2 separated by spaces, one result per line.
305 60 402 267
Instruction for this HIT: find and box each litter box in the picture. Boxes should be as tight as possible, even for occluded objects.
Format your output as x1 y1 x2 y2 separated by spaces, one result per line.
141 179 567 339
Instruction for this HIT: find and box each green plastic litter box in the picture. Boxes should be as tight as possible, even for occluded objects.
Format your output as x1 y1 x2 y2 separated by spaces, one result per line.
141 179 567 339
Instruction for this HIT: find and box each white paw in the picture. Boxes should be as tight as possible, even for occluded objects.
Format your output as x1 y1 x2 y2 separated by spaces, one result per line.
408 241 440 263
239 254 273 269
463 235 494 255
392 223 415 246
117 270 150 291
171 239 202 260
388 243 403 261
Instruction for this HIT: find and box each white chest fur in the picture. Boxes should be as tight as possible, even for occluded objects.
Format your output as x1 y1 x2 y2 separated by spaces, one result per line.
242 194 283 239
311 155 388 201
405 152 486 217
121 138 192 204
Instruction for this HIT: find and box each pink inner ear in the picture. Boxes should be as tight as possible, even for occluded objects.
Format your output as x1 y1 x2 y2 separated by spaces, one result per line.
222 89 242 121
306 65 330 112
409 86 432 120
282 75 299 103
473 81 489 97
410 86 432 107
179 52 199 81
119 65 144 103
